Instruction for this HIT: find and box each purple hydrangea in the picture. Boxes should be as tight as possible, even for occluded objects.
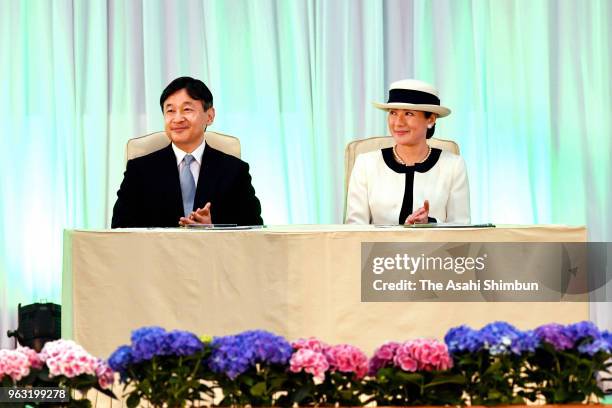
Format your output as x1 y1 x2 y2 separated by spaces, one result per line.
479 322 521 355
444 325 484 354
208 330 292 379
107 345 133 377
535 323 574 350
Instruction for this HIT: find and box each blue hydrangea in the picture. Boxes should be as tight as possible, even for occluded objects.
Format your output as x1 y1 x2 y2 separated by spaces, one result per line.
131 327 169 362
444 325 484 354
479 321 521 355
107 326 205 382
209 334 253 379
208 330 292 379
165 330 204 356
577 338 610 356
128 326 204 362
510 330 540 355
241 330 293 365
565 321 601 344
131 326 166 343
107 345 133 378
602 330 612 348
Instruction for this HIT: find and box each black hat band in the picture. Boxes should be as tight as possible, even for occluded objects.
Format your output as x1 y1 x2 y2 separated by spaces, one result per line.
388 89 440 105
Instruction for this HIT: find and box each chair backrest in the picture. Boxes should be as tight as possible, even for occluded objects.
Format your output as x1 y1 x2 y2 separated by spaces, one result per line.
343 136 460 220
125 131 241 163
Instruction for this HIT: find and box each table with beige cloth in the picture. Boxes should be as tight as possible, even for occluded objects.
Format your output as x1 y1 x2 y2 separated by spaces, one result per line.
62 224 588 359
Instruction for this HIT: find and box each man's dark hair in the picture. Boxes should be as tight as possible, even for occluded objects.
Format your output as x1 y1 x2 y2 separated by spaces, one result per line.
159 76 213 112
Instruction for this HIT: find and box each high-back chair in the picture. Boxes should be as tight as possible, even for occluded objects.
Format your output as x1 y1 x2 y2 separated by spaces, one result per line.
125 130 241 164
343 136 460 218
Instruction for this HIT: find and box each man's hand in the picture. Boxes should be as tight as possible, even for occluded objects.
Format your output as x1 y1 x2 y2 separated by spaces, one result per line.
405 200 430 224
179 202 212 226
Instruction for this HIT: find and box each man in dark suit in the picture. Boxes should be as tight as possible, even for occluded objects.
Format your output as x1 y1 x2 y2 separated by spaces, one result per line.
111 77 263 228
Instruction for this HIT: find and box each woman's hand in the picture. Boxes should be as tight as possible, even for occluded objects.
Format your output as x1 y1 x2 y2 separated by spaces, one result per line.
405 200 430 224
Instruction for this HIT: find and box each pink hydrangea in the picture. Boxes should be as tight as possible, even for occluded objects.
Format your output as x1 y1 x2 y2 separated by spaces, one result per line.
394 339 453 372
16 347 43 369
95 359 116 389
374 341 400 361
324 344 368 379
369 341 401 374
0 349 31 382
40 340 100 378
289 348 329 382
291 337 329 353
393 344 418 372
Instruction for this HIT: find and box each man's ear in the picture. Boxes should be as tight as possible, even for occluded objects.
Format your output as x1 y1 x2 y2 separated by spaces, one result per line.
206 107 216 125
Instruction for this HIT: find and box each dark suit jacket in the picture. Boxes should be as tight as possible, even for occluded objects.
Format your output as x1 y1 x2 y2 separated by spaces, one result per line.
111 144 263 228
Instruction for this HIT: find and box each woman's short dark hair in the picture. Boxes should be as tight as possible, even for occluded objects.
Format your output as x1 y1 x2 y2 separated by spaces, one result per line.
424 111 436 139
160 77 213 112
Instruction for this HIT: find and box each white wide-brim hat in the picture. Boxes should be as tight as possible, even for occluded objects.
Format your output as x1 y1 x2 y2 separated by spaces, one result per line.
372 79 451 117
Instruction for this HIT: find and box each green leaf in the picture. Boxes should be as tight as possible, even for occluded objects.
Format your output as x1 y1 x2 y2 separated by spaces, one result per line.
70 399 93 408
270 377 285 390
554 387 568 402
484 360 502 375
423 373 466 388
241 375 255 386
291 384 313 404
487 389 502 399
376 367 394 379
250 381 267 397
126 393 141 408
396 371 423 385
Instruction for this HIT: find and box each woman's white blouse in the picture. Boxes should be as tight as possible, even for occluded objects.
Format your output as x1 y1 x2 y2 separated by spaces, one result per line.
345 148 470 224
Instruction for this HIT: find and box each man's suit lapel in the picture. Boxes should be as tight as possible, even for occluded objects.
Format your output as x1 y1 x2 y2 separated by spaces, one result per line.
194 143 222 208
159 145 184 216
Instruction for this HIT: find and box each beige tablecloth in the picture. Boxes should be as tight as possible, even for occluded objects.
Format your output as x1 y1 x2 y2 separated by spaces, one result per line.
62 224 588 358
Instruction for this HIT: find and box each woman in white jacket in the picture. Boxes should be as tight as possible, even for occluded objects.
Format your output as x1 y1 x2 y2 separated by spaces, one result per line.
345 79 470 225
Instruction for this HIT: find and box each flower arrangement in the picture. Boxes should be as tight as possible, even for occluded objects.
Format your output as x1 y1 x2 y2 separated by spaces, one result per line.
300 341 369 406
527 321 612 404
363 339 463 406
107 326 214 408
0 348 38 385
285 337 330 405
208 330 293 406
289 338 329 382
445 321 529 405
106 322 612 407
445 321 612 405
0 340 116 408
